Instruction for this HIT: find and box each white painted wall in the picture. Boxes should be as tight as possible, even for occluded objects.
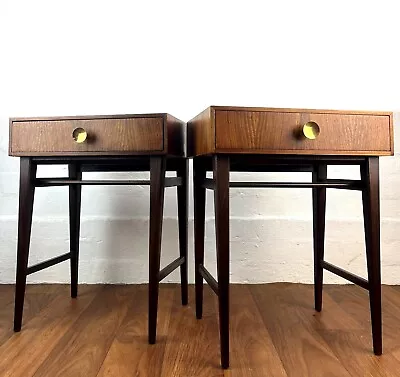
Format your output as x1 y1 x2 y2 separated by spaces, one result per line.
0 1 399 284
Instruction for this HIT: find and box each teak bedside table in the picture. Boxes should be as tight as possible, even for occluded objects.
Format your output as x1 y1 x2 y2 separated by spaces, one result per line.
188 106 394 368
9 113 188 344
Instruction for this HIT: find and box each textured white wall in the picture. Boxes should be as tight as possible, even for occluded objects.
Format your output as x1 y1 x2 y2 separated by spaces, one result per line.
0 1 399 284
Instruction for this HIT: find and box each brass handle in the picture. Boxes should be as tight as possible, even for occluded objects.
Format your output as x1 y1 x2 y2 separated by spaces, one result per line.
72 127 88 143
302 121 320 140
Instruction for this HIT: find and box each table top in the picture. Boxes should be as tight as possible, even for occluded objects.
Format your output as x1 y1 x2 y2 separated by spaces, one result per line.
187 106 394 157
9 113 185 157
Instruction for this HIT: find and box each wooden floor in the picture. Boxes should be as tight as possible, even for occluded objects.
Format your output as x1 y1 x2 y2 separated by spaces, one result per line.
0 284 400 376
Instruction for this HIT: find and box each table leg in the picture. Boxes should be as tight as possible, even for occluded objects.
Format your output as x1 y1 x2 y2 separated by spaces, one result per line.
194 157 207 319
213 155 230 369
148 156 166 344
69 163 82 298
361 157 382 355
14 157 36 331
177 158 188 306
312 164 327 312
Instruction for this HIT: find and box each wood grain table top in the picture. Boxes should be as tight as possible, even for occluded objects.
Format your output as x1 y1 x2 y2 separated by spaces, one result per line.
187 106 394 157
9 113 185 157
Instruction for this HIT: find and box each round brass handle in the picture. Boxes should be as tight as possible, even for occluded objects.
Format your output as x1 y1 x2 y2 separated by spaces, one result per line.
72 127 88 143
302 121 320 140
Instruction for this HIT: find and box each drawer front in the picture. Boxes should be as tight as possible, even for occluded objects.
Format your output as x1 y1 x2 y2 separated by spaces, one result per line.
10 117 164 156
215 110 392 155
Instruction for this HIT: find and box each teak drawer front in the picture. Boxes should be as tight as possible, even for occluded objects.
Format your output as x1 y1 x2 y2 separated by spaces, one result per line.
215 110 392 155
10 117 164 156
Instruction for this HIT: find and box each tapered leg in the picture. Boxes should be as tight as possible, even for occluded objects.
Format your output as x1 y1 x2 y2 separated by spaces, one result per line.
177 158 188 306
148 156 166 344
213 155 230 369
194 157 207 319
14 157 37 332
312 164 327 312
361 157 382 355
69 163 82 298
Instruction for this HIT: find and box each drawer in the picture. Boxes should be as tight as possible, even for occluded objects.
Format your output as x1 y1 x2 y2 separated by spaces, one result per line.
10 115 166 156
215 110 392 154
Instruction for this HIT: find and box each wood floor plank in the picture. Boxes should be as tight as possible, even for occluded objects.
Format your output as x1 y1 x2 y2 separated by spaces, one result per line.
319 329 400 377
0 285 100 377
32 285 129 377
0 285 17 346
292 284 363 331
0 284 65 347
0 283 399 376
250 283 353 377
382 286 400 362
380 286 400 359
326 285 400 355
160 286 224 377
280 285 400 377
97 284 175 377
228 285 288 377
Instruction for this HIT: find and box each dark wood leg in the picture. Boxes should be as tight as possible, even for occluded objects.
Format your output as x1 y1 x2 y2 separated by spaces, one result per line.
194 157 207 319
14 157 36 331
148 156 166 344
361 157 382 355
69 163 82 298
213 155 230 369
312 164 327 312
177 158 188 306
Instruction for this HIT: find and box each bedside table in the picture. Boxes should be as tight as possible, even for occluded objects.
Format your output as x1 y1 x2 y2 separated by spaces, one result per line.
9 113 188 344
188 106 394 368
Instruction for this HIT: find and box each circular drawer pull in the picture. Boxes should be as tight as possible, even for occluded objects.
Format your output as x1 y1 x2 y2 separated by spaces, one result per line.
72 128 88 143
302 121 320 140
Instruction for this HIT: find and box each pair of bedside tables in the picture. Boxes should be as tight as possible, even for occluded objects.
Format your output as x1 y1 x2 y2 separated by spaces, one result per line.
9 106 394 369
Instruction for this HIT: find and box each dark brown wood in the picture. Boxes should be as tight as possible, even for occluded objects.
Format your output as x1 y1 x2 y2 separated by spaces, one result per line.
31 155 185 171
148 156 166 344
27 252 71 275
158 257 185 282
12 154 188 345
361 157 382 355
191 152 386 368
321 261 369 289
213 155 230 369
166 113 185 157
69 163 82 298
14 157 36 332
228 180 362 189
202 177 362 190
194 157 207 319
10 111 188 348
33 176 182 187
9 113 185 157
198 265 219 296
312 164 327 311
187 106 394 157
176 158 188 305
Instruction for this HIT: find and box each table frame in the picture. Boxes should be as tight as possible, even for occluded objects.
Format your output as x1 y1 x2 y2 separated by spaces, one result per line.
14 155 188 345
193 154 381 369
